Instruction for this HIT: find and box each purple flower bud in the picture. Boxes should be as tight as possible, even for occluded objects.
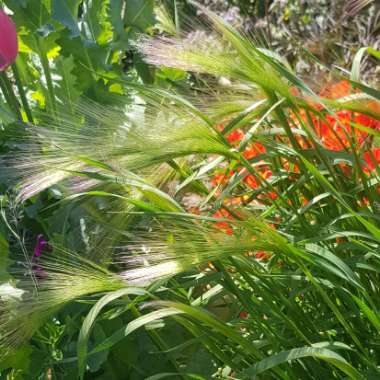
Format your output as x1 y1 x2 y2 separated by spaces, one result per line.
0 9 18 71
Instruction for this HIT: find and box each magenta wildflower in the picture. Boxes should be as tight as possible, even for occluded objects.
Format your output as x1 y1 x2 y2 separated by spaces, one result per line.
0 9 18 71
33 234 49 258
33 234 51 279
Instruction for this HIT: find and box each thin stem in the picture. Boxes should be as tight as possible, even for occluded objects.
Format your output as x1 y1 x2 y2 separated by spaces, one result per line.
0 73 12 105
0 70 22 119
11 63 34 123
38 38 56 115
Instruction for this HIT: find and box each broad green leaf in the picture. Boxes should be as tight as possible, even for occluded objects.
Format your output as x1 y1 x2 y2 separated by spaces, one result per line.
0 346 33 373
89 308 184 356
82 0 112 44
77 287 147 379
5 0 51 31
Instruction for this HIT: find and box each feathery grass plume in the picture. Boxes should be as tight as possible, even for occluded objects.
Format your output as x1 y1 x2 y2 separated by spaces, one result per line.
343 0 375 17
0 248 125 359
115 214 295 286
59 161 187 264
5 95 231 203
155 3 178 36
138 3 295 101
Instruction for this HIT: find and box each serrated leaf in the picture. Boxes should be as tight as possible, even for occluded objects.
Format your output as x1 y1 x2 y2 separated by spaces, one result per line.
82 0 112 44
124 0 155 31
52 0 81 38
55 55 82 104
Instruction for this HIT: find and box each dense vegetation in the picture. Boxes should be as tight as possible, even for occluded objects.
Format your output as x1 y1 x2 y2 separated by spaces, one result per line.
0 1 380 379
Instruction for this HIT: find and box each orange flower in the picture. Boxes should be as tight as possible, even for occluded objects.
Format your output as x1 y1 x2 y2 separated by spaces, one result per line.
211 170 235 186
264 191 278 200
294 81 380 152
243 168 272 190
244 173 258 189
213 209 234 235
363 148 380 174
215 123 225 132
282 159 299 173
243 143 266 160
319 80 351 99
312 108 380 151
255 251 271 260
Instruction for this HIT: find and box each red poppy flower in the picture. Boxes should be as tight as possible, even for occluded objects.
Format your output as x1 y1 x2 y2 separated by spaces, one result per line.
227 129 244 144
0 9 18 71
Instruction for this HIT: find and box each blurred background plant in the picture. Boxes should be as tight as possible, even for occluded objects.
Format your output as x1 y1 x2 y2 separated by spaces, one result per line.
195 0 380 81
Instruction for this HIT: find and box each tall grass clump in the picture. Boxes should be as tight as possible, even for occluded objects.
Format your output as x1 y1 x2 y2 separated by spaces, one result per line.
1 4 380 379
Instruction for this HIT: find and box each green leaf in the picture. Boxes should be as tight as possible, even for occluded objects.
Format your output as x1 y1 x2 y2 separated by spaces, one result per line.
350 294 380 333
305 243 363 289
5 0 51 31
133 53 155 84
350 80 380 102
351 47 380 81
52 0 81 37
145 373 211 380
81 0 112 44
241 346 363 379
0 101 16 125
0 346 33 373
191 284 224 307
